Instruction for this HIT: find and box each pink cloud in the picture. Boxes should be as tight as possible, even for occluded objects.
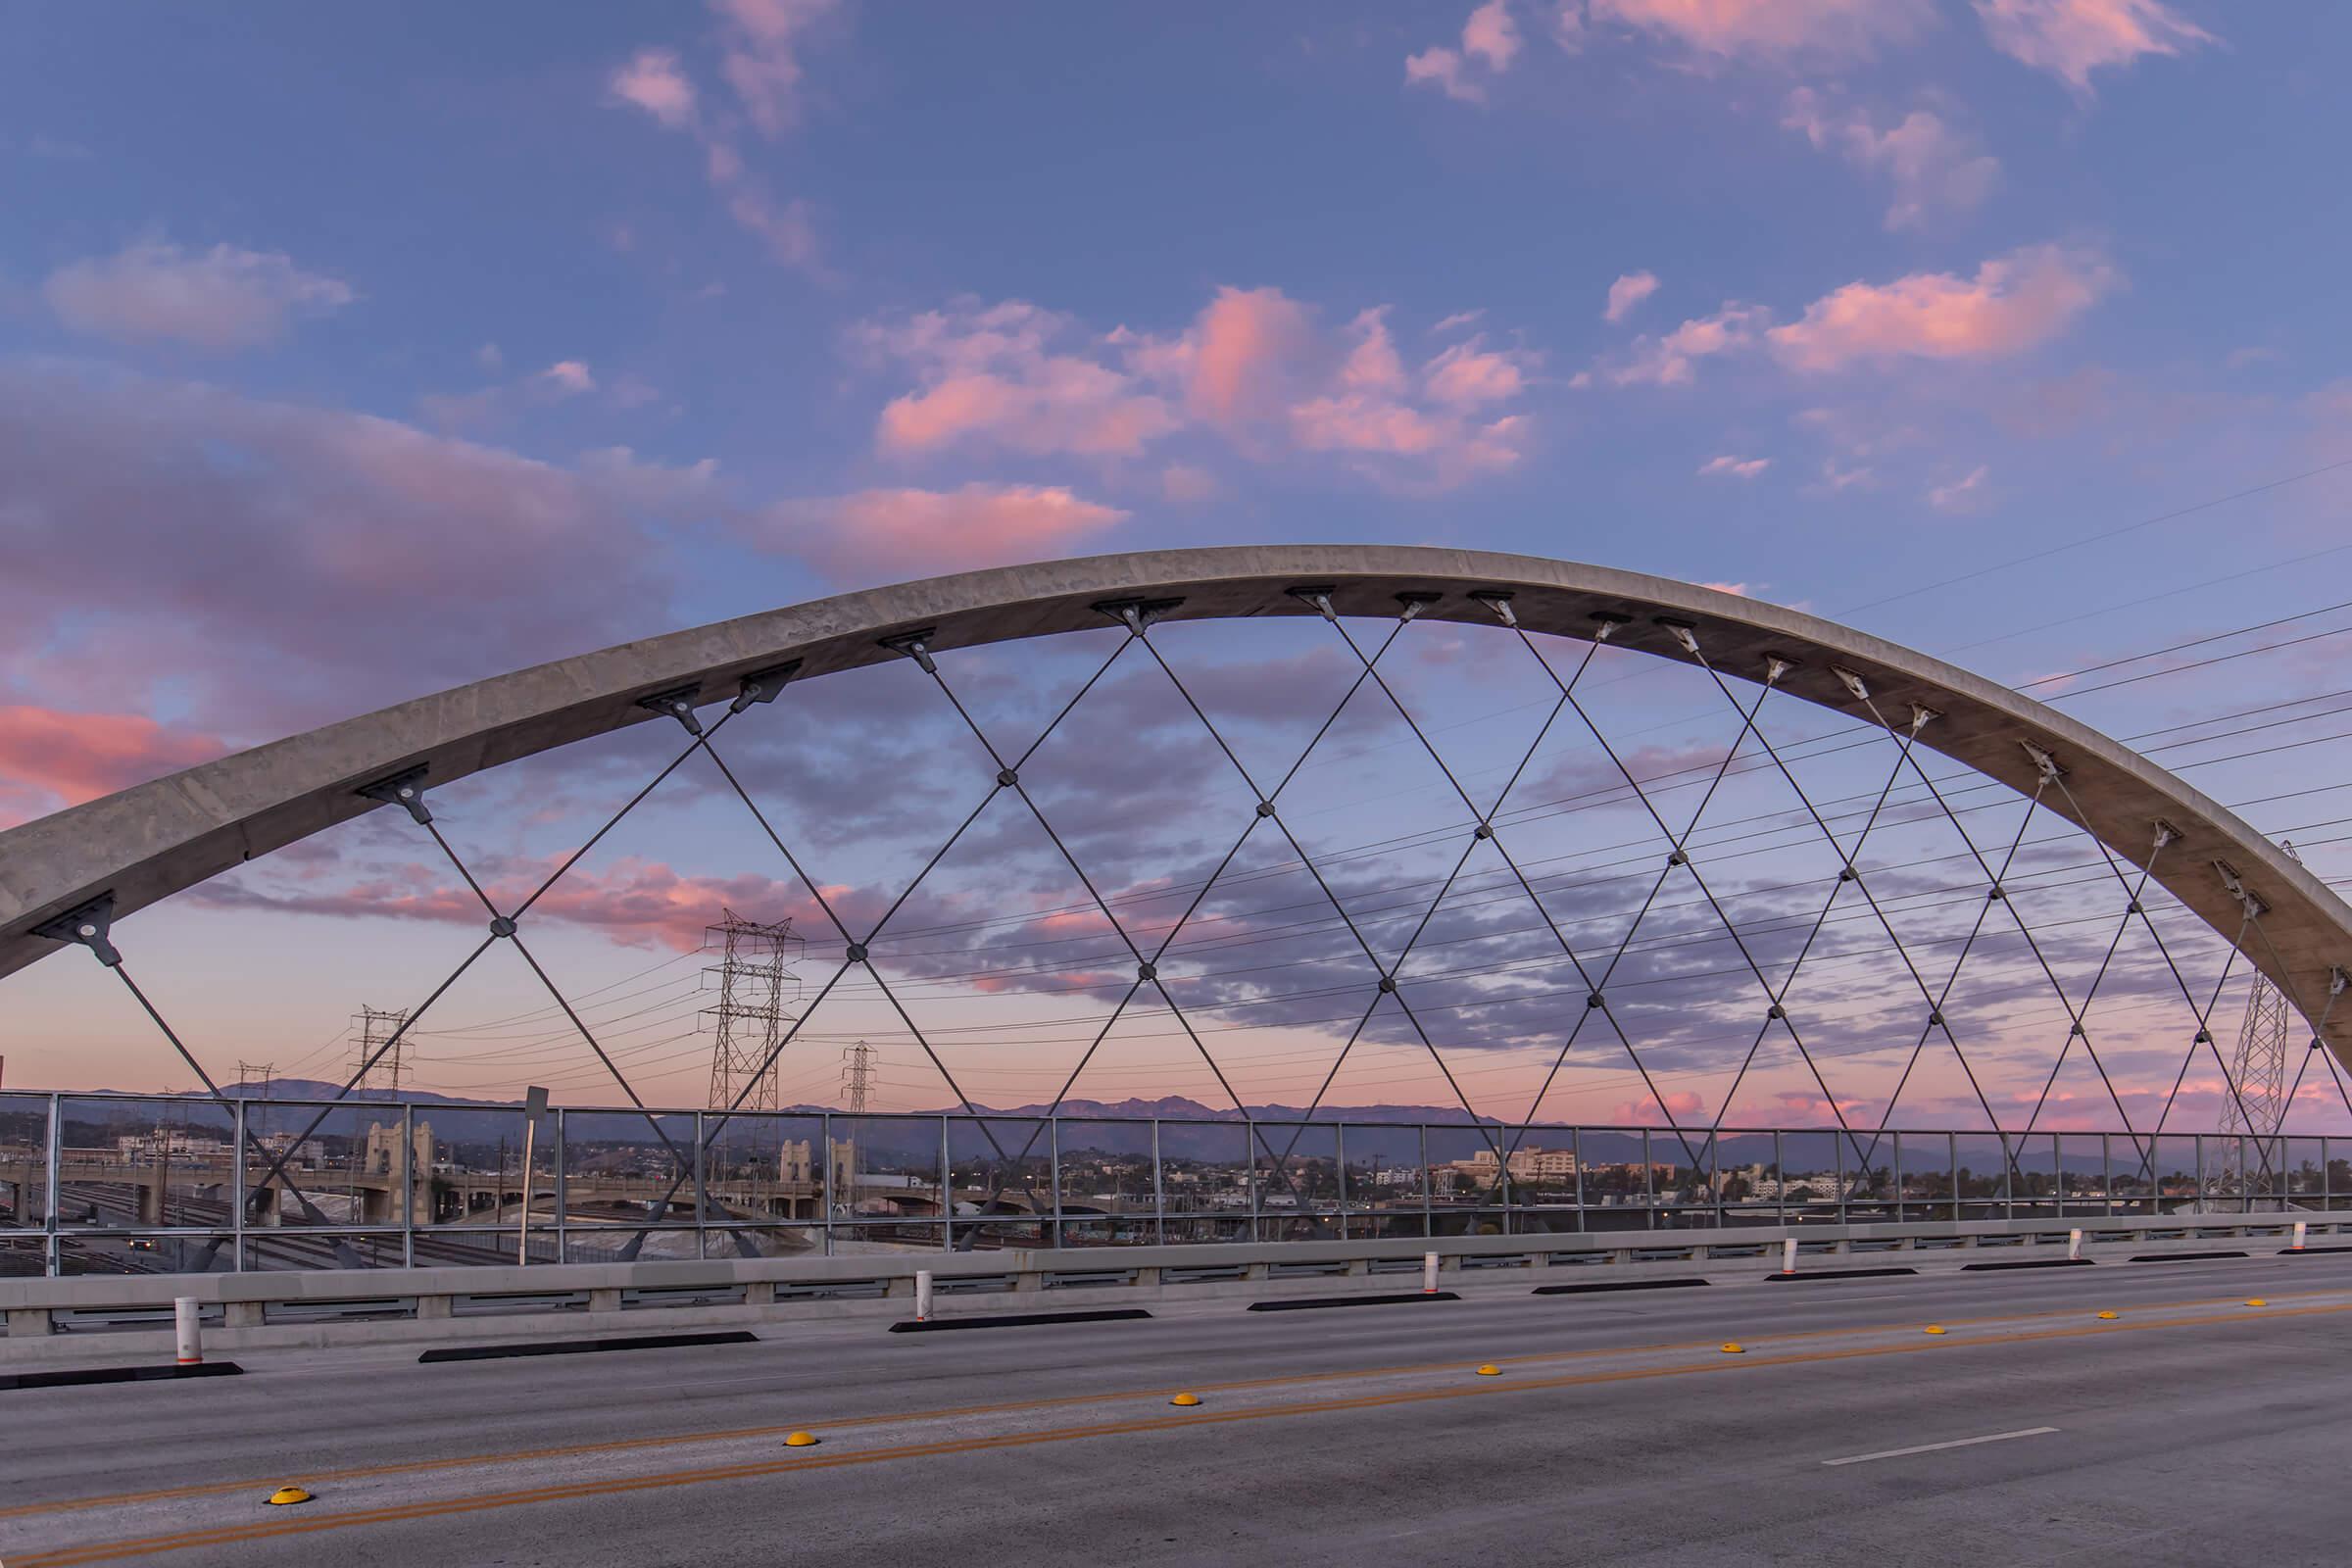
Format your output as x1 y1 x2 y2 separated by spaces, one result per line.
1589 0 1934 61
44 241 354 352
609 48 698 128
862 300 1179 458
199 854 822 956
538 360 596 395
723 182 819 268
1766 244 2115 370
1697 455 1769 479
1423 338 1529 408
605 8 831 273
1406 0 1522 101
1928 465 1989 512
1782 89 1999 230
1609 303 1768 386
712 0 839 135
0 363 720 736
0 708 227 825
1610 1089 1704 1124
1973 0 2214 94
1285 311 1535 481
749 482 1130 584
1185 286 1316 424
1159 463 1220 503
1603 270 1660 323
859 289 1540 489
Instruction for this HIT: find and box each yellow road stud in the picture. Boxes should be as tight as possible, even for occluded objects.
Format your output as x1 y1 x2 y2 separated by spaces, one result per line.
2245 1298 2268 1307
2096 1310 2119 1320
783 1432 820 1448
1924 1325 1946 1335
1720 1342 1745 1354
1169 1392 1201 1407
1475 1363 1502 1376
263 1487 314 1507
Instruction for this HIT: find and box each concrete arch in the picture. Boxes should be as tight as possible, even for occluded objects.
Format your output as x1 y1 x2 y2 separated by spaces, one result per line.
4 545 2346 1057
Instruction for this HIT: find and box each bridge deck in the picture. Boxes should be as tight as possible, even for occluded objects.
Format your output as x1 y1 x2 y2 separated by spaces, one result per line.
4 1250 2346 1565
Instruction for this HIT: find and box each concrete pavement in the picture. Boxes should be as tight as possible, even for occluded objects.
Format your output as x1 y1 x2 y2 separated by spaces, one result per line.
7 1250 2350 1565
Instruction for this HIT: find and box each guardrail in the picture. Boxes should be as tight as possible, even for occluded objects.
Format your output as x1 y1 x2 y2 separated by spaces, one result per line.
5 1092 2340 1278
3 1211 2334 1364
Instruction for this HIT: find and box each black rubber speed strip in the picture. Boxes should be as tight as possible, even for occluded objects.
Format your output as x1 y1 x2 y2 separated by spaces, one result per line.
417 1330 757 1363
1246 1292 1461 1312
1960 1257 2096 1271
889 1308 1152 1333
0 1361 243 1392
1763 1266 1919 1281
1533 1278 1710 1297
2126 1250 2250 1263
2279 1246 2352 1254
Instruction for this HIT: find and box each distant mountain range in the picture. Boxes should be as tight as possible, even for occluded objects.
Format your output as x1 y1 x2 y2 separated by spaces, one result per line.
130 1081 1502 1128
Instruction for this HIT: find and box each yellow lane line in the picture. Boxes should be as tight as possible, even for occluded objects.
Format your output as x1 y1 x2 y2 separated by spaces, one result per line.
14 1300 2349 1568
3 1279 2335 1523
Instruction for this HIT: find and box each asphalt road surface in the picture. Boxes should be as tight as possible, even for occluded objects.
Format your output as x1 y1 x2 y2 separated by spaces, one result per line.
8 1250 2351 1566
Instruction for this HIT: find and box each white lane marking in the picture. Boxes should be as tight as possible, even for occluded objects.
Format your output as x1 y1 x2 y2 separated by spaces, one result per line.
1822 1427 2059 1467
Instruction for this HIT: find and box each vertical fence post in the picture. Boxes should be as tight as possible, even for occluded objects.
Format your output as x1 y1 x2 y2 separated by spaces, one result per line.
2101 1132 2113 1220
234 1097 251 1273
1642 1129 1654 1232
1335 1122 1349 1241
400 1101 416 1269
1152 1119 1165 1246
1948 1132 1959 1224
1886 1129 1899 1224
1773 1129 1786 1228
1710 1130 1724 1231
1572 1125 1586 1233
555 1109 569 1264
1836 1124 1848 1228
821 1111 834 1258
1419 1123 1433 1240
1246 1119 1261 1245
1049 1114 1063 1250
940 1115 953 1254
45 1092 62 1278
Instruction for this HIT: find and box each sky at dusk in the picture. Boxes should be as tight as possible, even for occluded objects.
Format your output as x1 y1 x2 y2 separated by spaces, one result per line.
5 0 2352 1138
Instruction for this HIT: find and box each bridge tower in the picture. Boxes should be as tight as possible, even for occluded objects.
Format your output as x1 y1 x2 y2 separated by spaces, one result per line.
2217 842 2302 1198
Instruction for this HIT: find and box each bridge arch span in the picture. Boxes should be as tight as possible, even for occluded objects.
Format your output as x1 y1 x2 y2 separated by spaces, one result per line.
4 544 2347 1059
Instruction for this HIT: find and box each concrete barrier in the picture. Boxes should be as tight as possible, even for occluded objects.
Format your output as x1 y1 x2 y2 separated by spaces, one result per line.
0 1212 2328 1365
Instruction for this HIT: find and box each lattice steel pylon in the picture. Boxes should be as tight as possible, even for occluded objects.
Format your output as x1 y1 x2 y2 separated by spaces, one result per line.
703 909 804 1116
841 1040 874 1113
350 1007 409 1096
2216 842 2303 1198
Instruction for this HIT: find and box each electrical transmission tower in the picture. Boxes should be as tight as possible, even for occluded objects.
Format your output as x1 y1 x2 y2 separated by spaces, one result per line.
351 1007 410 1096
841 1040 875 1113
703 909 805 1115
239 1060 275 1139
2216 841 2302 1199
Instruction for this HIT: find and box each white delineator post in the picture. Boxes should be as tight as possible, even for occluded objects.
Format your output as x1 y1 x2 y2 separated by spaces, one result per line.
1781 1238 1798 1275
173 1297 202 1366
2292 1220 2309 1251
1423 1251 1439 1294
2068 1228 2083 1262
915 1268 934 1323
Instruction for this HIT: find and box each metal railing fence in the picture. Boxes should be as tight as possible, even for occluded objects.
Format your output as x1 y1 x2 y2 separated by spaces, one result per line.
2 1091 2339 1277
